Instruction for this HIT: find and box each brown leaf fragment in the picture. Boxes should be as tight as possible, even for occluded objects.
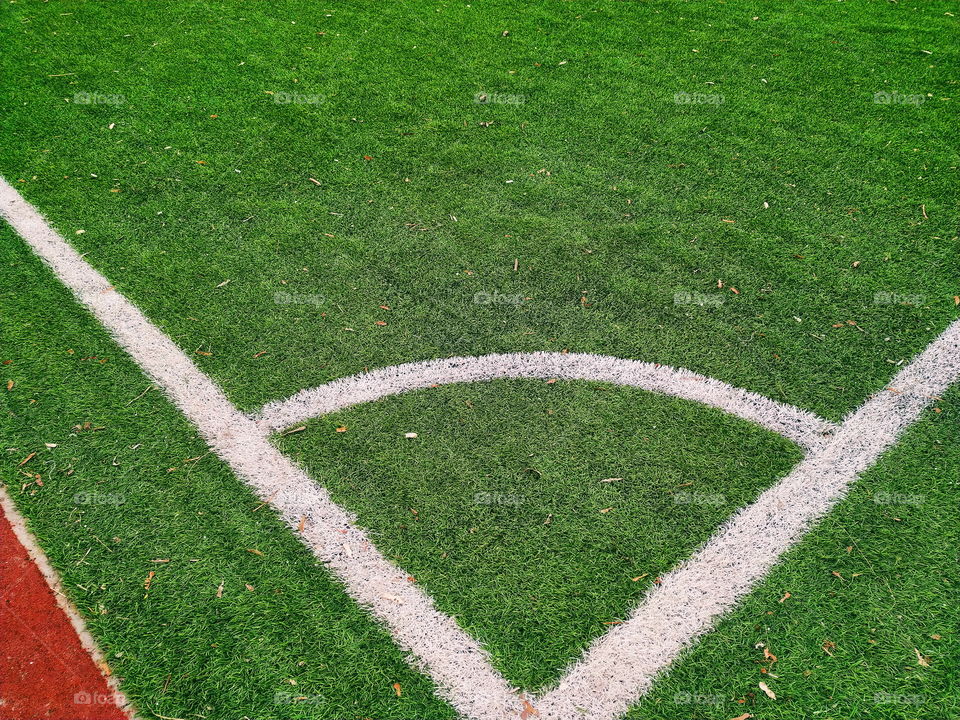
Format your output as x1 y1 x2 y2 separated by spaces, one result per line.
144 571 155 591
245 584 255 592
392 682 402 697
822 640 836 656
215 580 224 598
335 426 348 433
764 647 777 663
246 548 264 556
730 714 753 720
298 515 306 532
914 648 931 666
758 681 776 699
778 591 791 603
252 351 268 358
520 697 540 719
6 380 13 391
18 452 36 467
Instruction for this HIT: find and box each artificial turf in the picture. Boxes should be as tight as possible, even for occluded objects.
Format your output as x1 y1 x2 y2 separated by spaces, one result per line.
1 0 959 718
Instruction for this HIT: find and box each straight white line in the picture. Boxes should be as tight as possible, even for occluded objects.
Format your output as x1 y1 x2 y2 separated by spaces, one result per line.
0 177 525 720
0 485 139 720
537 317 960 719
253 353 838 453
4 174 958 720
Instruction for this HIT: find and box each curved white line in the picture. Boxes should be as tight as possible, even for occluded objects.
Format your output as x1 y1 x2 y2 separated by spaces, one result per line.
253 353 838 452
6 175 960 720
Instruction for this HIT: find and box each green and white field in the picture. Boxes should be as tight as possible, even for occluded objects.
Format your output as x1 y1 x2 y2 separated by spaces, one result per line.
1 1 958 719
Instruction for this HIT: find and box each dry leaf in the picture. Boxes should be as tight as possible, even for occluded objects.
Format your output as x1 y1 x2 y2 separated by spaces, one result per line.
245 584 255 592
335 426 348 433
392 682 402 697
599 478 622 483
215 279 231 288
758 681 776 700
520 697 540 719
6 380 13 391
404 432 418 438
764 647 778 663
215 580 224 598
914 648 931 667
822 640 836 656
778 591 791 603
599 507 613 513
18 452 35 467
246 548 264 556
730 714 753 720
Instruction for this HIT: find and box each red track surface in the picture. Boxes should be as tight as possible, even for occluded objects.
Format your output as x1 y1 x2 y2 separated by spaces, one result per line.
0 507 127 720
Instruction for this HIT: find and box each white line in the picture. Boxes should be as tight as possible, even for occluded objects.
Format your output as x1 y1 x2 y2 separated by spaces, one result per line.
536 318 960 719
0 176 525 720
0 485 139 720
4 174 958 720
253 353 838 452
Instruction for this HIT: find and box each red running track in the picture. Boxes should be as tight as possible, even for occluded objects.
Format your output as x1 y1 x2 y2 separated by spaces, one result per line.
0 504 128 720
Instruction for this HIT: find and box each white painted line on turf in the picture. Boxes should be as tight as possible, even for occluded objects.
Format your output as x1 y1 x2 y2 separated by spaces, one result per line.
0 177 525 720
535 317 960 720
0 485 140 720
4 174 959 720
253 353 838 452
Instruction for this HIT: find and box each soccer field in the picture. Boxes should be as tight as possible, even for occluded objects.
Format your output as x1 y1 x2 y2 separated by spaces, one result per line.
1 2 958 719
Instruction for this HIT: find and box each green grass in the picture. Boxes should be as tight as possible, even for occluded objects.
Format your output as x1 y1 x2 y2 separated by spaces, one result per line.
1 0 959 718
276 378 801 689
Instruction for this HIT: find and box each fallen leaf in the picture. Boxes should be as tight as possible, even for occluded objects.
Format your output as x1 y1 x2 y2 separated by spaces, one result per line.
252 351 268 358
778 591 791 603
599 507 613 513
6 380 13 391
215 580 224 598
335 426 348 433
758 681 776 700
17 452 35 467
375 320 387 326
520 697 540 719
822 640 836 656
245 584 255 592
599 478 622 483
764 647 778 663
729 714 753 720
914 648 931 667
144 571 155 591
392 682 402 697
404 432 418 439
631 574 649 582
246 548 264 556
215 279 231 288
